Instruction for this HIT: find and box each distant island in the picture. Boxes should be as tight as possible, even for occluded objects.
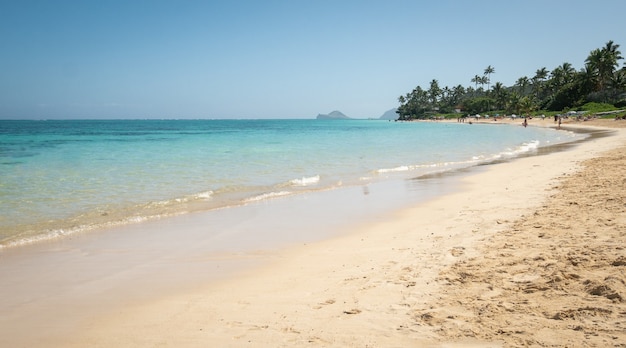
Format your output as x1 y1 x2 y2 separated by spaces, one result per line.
379 108 398 120
316 111 351 120
315 108 399 120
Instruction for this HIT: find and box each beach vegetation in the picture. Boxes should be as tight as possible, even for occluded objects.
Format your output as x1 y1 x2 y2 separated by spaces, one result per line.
580 102 618 113
397 40 625 120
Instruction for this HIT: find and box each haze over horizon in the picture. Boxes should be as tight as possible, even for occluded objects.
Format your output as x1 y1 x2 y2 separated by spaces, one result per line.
1 0 625 120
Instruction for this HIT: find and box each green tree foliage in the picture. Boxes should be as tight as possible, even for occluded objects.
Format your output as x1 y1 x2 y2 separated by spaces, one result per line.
464 97 493 115
397 40 625 120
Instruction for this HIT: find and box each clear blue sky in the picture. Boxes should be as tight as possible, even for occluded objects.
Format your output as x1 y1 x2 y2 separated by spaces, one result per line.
1 0 625 119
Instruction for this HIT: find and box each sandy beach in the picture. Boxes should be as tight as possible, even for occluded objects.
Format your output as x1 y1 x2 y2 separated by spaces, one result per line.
3 118 626 347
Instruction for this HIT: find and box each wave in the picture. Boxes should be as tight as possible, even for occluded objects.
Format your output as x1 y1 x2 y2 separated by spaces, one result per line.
377 140 544 177
147 190 213 206
177 190 214 202
0 212 165 250
193 190 214 200
497 140 540 158
376 162 456 174
244 191 293 203
0 185 295 250
0 190 219 250
0 227 77 249
289 175 320 186
376 165 411 173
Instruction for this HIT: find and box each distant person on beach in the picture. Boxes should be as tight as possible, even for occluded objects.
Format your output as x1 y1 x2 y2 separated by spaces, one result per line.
522 117 528 127
558 116 562 129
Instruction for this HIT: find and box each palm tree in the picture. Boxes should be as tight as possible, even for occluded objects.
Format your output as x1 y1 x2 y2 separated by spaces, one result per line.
579 64 598 95
477 76 488 94
519 96 535 116
603 40 623 64
533 67 549 99
471 75 481 92
491 82 507 109
506 93 522 115
586 40 623 93
452 84 466 98
610 72 626 90
440 86 451 108
560 62 576 84
515 76 530 95
585 48 604 91
400 86 430 119
534 67 549 81
484 65 495 91
549 63 576 91
608 69 626 101
451 85 466 108
428 79 441 108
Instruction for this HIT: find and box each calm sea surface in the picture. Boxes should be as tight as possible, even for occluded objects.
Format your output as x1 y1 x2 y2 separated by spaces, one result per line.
0 119 581 248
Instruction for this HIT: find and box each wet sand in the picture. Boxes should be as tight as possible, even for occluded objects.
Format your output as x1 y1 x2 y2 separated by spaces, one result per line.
2 118 625 347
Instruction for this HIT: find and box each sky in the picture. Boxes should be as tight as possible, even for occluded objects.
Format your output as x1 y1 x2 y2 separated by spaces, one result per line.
1 0 625 120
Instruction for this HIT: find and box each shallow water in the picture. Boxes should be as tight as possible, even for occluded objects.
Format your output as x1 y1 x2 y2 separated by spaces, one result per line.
0 119 582 247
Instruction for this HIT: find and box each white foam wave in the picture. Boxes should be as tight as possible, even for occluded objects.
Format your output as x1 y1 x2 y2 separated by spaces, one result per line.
151 190 214 206
500 140 540 157
127 216 149 223
244 191 292 203
1 213 155 250
519 140 540 152
194 191 214 199
376 140 543 177
377 165 410 173
0 227 77 249
290 175 320 186
376 161 457 174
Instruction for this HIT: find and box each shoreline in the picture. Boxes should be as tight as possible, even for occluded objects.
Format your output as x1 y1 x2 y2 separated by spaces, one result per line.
1 118 561 251
0 118 591 251
2 119 625 346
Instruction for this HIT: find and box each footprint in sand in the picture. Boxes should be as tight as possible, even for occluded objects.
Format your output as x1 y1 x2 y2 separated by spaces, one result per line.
312 299 336 310
450 246 465 257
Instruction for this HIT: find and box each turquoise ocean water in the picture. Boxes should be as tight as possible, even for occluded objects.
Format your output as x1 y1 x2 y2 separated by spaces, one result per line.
0 119 582 248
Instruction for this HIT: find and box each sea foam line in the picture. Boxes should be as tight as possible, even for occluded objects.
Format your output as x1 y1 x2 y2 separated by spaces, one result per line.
244 191 293 203
0 212 182 250
289 175 320 186
376 162 457 174
377 140 544 176
147 190 214 207
496 140 540 158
